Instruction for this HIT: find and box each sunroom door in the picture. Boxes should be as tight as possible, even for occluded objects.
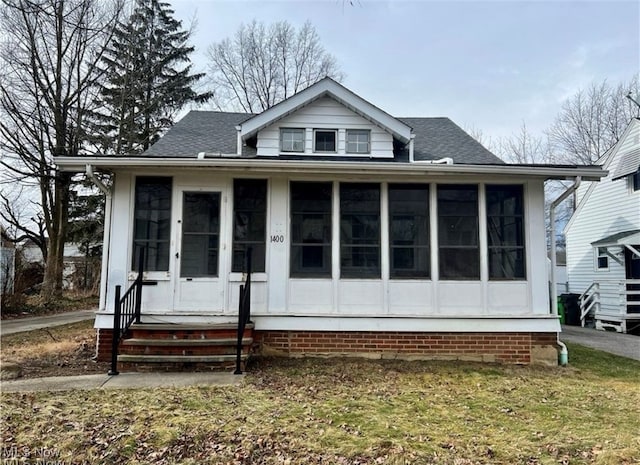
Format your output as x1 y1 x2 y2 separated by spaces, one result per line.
174 190 226 312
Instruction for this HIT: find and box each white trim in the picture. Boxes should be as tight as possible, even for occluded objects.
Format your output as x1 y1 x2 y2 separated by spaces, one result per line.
239 78 413 143
56 157 606 181
94 312 560 333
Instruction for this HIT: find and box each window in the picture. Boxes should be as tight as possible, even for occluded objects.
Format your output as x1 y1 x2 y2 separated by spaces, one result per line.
290 182 332 277
389 184 430 278
180 192 220 277
346 130 371 154
486 185 525 280
133 177 172 271
232 179 267 272
281 128 304 152
596 247 609 270
314 130 337 153
340 183 380 278
633 170 640 192
437 185 479 280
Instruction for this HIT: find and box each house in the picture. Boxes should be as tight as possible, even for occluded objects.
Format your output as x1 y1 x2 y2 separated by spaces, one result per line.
564 118 640 334
55 78 605 369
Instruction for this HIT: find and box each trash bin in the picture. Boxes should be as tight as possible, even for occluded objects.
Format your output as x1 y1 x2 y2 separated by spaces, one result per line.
560 293 581 326
557 297 565 325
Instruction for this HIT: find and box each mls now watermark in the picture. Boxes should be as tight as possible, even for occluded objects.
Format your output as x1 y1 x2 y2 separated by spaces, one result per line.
1 445 87 465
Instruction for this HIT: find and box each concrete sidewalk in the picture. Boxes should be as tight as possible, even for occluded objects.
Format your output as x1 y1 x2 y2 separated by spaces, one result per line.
1 372 244 393
0 309 96 336
560 325 640 361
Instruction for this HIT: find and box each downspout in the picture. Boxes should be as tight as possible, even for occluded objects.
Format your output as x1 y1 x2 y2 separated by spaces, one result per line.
86 164 112 312
550 176 581 366
408 134 415 162
236 126 242 156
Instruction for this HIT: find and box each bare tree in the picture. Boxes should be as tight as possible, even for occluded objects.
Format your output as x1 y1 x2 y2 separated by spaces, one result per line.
498 121 555 164
547 74 640 164
207 20 344 112
0 0 123 300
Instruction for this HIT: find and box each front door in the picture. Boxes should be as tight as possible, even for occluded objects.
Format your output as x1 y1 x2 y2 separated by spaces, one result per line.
174 190 226 311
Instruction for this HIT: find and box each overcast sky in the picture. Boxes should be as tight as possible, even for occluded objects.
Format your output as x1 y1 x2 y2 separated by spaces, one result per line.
172 0 639 141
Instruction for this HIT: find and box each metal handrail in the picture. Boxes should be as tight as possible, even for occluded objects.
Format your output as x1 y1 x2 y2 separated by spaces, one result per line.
234 248 252 375
108 249 145 376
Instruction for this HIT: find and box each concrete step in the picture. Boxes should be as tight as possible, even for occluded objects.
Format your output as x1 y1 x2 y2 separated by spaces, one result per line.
118 354 246 363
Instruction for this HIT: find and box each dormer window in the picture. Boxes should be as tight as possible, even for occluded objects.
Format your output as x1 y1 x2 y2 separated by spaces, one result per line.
314 130 337 153
346 129 371 154
281 128 305 152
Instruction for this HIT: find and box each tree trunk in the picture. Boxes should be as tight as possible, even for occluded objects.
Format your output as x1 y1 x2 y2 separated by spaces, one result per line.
41 172 71 300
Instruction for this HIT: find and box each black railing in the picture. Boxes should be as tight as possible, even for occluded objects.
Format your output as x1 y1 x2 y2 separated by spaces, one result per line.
108 249 145 376
234 248 252 375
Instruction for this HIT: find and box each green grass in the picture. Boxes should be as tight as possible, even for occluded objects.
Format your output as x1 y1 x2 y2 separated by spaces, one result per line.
1 346 639 464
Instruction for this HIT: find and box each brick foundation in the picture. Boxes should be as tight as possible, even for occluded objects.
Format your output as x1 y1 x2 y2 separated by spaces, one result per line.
254 330 559 365
95 328 114 362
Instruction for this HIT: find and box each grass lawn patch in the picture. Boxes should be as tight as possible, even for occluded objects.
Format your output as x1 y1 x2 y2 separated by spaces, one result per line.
2 343 639 464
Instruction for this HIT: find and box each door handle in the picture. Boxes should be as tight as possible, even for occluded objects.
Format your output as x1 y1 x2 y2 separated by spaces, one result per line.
175 252 179 259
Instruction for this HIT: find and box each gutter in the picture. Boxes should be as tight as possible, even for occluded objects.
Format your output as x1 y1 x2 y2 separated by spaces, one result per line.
85 165 112 313
549 176 581 366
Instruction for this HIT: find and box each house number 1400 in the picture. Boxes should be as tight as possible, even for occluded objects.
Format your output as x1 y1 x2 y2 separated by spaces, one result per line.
270 235 285 243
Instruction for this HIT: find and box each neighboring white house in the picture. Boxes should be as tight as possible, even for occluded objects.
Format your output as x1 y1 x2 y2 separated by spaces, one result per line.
56 78 605 367
564 118 640 333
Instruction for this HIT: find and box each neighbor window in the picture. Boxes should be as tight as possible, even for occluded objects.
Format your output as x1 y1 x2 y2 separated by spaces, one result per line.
132 176 172 271
596 247 609 270
314 130 337 153
290 182 332 277
389 184 430 278
346 130 371 154
340 183 381 278
633 170 640 192
486 185 526 280
232 179 267 272
437 185 479 280
281 128 304 152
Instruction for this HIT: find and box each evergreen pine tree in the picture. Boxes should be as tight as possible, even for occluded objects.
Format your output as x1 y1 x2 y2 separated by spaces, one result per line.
93 0 211 154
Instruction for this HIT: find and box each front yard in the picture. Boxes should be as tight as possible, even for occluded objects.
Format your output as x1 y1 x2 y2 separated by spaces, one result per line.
1 339 639 464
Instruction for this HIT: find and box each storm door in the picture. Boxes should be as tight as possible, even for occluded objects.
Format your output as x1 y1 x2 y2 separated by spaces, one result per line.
174 191 226 311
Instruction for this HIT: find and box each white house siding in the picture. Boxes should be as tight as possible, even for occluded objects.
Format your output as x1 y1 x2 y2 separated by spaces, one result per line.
96 170 553 332
255 97 394 158
565 120 640 318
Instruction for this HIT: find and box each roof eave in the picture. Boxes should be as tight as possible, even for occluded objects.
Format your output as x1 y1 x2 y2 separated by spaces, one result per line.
55 156 606 180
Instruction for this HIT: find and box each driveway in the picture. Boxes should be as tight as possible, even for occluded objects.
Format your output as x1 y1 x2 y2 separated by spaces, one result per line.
560 325 640 361
0 309 95 336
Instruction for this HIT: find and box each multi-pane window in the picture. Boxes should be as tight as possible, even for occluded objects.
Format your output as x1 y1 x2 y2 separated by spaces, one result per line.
340 183 381 278
596 247 609 270
389 184 430 278
180 192 220 277
280 128 304 152
486 185 525 280
133 177 172 271
232 179 267 272
290 182 332 277
314 130 337 152
346 130 370 154
437 185 479 280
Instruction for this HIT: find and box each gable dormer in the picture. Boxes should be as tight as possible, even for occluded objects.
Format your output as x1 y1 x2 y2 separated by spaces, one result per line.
239 78 412 159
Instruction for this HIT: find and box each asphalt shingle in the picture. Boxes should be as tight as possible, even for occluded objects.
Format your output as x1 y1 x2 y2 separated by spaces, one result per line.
143 111 503 164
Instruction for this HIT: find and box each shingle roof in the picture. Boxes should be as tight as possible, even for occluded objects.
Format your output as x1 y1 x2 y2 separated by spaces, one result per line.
143 111 503 164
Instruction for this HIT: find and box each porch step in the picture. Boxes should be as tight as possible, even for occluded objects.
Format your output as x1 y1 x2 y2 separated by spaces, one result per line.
116 322 254 372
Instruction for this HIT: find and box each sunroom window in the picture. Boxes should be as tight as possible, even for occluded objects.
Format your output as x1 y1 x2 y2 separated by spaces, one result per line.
314 129 337 153
346 129 370 154
437 185 479 280
132 176 172 271
281 128 304 152
389 184 430 278
232 179 267 272
340 183 381 278
486 185 526 280
290 182 332 278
